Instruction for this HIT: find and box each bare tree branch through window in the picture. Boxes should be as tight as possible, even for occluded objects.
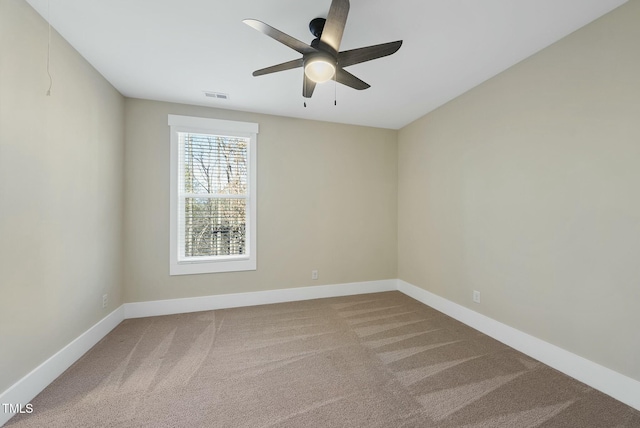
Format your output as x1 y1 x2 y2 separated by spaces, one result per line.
180 133 248 258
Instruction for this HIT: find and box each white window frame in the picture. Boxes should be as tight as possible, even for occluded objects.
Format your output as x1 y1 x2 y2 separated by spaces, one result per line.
168 114 258 275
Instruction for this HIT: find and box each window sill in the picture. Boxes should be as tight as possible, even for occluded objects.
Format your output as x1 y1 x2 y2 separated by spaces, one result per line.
170 257 256 276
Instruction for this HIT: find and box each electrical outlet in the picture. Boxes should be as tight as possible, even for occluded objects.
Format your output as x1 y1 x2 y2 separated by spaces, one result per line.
102 294 108 309
472 290 481 303
311 270 318 280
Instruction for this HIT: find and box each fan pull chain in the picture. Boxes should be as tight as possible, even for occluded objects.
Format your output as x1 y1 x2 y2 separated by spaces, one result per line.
334 72 337 106
303 74 307 107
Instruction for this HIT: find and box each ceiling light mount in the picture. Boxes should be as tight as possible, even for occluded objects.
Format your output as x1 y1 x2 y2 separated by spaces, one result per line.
309 18 326 39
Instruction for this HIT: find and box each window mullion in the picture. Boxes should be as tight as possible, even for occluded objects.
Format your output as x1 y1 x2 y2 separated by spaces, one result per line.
181 193 248 199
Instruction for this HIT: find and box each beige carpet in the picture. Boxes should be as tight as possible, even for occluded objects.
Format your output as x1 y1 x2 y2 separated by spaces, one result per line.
6 291 640 427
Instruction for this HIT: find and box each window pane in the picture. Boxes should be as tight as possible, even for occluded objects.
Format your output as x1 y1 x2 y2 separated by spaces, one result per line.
181 133 248 195
183 197 246 257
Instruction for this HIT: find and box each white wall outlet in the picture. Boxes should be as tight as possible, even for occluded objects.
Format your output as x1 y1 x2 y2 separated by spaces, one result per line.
473 290 481 303
102 294 108 309
311 270 318 280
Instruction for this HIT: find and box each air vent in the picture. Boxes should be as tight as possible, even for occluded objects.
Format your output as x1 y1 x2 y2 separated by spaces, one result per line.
203 91 229 100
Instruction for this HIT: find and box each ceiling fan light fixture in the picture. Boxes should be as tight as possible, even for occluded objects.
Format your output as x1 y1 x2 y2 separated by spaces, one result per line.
244 0 402 98
304 57 336 83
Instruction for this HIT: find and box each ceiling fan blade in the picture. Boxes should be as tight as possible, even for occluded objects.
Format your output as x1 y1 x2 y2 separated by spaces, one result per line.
319 0 350 56
338 40 402 68
303 74 317 98
253 58 304 77
335 68 370 90
243 19 317 55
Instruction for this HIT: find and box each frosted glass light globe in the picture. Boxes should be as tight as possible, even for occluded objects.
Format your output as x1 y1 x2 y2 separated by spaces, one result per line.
304 58 336 83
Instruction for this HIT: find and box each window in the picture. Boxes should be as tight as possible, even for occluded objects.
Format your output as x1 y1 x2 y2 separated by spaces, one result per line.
168 115 258 275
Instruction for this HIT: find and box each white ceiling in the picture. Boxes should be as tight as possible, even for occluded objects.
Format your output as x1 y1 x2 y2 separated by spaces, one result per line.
26 0 626 129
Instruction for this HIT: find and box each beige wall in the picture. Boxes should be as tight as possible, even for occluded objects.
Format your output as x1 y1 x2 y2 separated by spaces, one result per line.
398 1 640 381
123 99 397 302
0 0 125 393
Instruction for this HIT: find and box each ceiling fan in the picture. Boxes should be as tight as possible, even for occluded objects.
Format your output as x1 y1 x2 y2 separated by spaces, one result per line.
243 0 402 99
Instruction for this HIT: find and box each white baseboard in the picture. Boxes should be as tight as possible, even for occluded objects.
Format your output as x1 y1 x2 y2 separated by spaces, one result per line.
397 279 640 412
0 306 125 427
124 279 397 319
